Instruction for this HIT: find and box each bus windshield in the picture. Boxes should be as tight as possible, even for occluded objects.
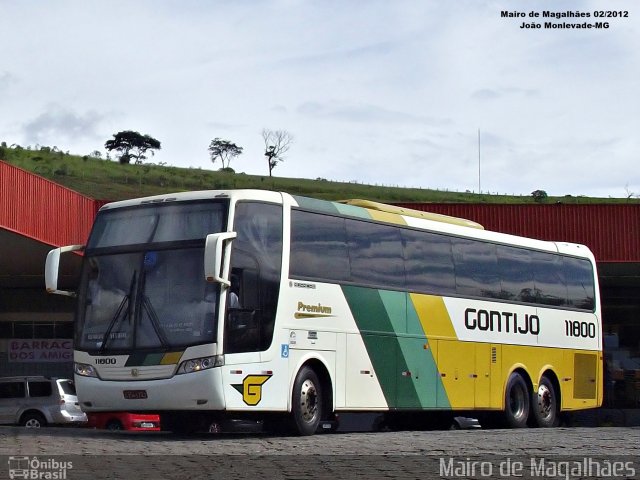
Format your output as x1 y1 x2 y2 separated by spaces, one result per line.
76 201 227 352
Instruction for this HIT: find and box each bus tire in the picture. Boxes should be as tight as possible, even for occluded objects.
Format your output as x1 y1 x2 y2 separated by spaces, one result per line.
291 366 323 436
531 376 560 428
504 372 530 428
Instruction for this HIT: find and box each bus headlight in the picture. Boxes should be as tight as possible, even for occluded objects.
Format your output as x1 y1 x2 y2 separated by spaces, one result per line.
176 355 224 374
74 362 98 377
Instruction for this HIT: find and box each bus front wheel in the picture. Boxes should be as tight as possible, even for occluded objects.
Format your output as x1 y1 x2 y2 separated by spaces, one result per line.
291 366 323 436
531 376 560 428
504 372 530 428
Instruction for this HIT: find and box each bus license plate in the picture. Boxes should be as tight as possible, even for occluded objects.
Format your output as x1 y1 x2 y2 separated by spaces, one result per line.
123 390 148 400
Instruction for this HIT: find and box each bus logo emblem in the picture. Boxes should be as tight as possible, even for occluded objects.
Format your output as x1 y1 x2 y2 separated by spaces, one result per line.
232 374 272 406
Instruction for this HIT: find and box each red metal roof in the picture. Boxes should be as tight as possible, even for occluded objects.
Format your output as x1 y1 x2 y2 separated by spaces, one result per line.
394 203 640 263
0 161 99 247
1 161 637 263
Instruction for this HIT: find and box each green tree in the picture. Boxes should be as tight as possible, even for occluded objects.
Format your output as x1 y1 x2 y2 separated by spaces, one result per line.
105 130 161 164
208 138 243 170
531 189 548 203
262 129 293 177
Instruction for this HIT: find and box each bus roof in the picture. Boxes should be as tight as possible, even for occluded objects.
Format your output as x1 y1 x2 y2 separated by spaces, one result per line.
340 199 484 230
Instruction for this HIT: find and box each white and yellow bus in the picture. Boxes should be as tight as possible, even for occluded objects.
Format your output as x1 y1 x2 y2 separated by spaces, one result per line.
45 189 602 435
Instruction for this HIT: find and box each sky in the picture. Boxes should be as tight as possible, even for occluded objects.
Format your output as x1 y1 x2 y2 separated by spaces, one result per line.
0 0 638 198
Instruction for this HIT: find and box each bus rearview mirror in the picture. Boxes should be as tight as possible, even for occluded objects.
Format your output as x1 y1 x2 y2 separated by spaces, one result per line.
45 244 84 296
204 232 237 286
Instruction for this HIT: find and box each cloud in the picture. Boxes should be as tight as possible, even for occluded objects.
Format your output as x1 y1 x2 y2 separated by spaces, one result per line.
471 87 538 100
22 105 109 146
0 71 16 93
0 1 638 197
297 101 449 126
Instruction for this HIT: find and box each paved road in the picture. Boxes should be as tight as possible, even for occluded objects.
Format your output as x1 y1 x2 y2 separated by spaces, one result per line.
1 426 639 479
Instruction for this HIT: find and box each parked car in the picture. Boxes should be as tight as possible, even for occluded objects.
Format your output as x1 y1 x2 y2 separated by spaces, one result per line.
0 376 87 427
86 412 161 431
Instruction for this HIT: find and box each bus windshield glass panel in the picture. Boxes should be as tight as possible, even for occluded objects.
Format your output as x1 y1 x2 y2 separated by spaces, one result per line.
77 201 227 352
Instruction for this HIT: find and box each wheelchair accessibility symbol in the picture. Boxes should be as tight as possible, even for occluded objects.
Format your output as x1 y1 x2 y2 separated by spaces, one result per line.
281 344 289 358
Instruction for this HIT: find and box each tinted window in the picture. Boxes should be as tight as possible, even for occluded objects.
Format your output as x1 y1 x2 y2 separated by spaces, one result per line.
531 252 567 307
89 201 226 249
289 210 595 312
58 380 77 396
56 322 73 339
28 381 52 397
290 210 350 282
0 381 25 399
78 249 218 351
33 323 55 339
14 323 33 338
453 238 500 298
497 245 535 302
402 229 455 295
346 219 405 288
227 202 283 353
564 257 595 310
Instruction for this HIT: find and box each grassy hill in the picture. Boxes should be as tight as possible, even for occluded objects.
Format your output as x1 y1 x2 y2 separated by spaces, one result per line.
0 144 635 204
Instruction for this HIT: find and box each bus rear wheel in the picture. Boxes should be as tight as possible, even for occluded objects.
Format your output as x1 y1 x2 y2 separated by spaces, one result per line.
531 376 559 428
291 366 323 436
504 372 530 428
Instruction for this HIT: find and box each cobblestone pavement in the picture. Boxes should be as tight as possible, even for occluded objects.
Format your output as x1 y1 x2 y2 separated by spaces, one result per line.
1 426 638 479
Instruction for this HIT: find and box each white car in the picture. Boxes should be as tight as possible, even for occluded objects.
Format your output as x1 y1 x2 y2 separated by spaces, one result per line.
0 376 87 427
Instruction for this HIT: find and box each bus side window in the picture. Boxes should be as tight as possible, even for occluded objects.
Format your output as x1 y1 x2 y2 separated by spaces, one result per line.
226 200 282 353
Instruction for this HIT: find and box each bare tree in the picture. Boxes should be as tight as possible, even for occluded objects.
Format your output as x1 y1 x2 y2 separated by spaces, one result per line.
262 129 293 177
624 184 638 200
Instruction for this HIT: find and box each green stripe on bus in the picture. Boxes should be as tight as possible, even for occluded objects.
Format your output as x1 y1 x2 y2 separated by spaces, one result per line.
406 298 450 409
293 196 341 214
342 285 449 409
293 195 371 220
334 203 371 219
142 353 165 366
125 353 147 367
342 285 420 408
124 352 165 366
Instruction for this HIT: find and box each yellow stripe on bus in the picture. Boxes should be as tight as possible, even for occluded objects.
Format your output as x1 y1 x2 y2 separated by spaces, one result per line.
161 352 183 365
410 293 457 340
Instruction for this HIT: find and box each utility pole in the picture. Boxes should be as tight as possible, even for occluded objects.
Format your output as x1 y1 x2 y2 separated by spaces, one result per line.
478 129 481 194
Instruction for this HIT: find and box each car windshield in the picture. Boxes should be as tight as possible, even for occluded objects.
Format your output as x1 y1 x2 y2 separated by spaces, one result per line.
76 200 226 352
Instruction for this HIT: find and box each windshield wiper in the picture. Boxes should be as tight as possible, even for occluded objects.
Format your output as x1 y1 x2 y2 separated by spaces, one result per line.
99 271 136 353
141 295 170 348
137 267 170 349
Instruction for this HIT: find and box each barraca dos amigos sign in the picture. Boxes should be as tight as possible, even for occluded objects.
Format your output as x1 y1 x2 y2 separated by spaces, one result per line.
8 339 73 362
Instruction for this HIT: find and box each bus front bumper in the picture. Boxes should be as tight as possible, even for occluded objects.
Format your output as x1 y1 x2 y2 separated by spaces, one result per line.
75 368 226 412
